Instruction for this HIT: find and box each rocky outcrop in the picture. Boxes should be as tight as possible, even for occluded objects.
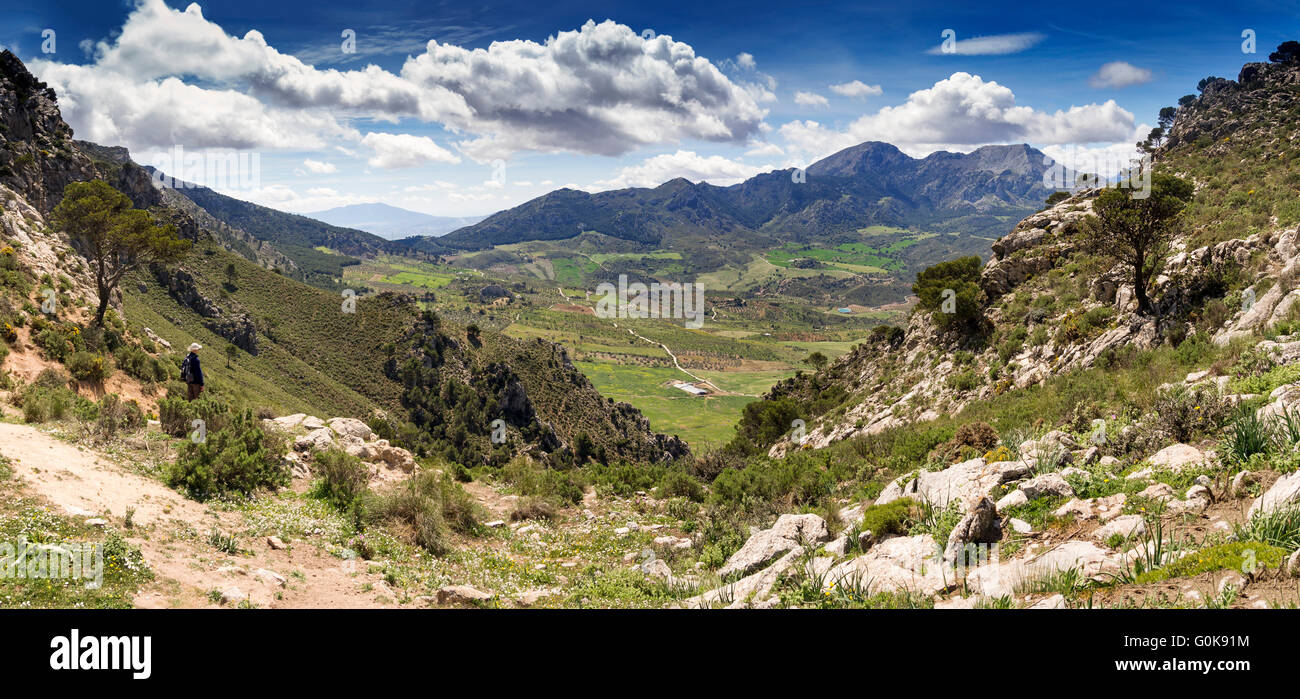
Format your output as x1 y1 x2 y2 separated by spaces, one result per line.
149 264 259 354
265 413 418 483
876 458 1032 513
716 513 829 579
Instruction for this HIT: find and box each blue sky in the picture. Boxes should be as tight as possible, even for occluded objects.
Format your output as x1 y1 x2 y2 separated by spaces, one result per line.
1 0 1297 217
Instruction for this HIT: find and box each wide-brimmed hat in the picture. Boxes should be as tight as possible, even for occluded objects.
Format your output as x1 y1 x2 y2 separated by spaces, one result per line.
188 343 202 351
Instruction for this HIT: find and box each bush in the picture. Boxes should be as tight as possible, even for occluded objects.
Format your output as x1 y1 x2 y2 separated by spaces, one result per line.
66 351 111 383
912 256 986 332
368 471 479 555
709 452 843 515
726 397 802 456
509 496 558 522
87 393 144 442
1150 384 1231 443
946 369 980 393
165 410 288 500
1221 410 1275 466
857 498 916 538
158 391 230 437
114 345 171 383
932 421 999 463
657 468 705 502
500 456 586 505
310 448 370 522
16 384 79 423
34 323 84 362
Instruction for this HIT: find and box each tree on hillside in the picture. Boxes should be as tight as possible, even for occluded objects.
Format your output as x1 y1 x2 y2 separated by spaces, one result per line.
913 256 986 332
1087 173 1195 315
805 351 828 370
1270 41 1300 64
1157 106 1177 131
53 180 191 326
224 262 239 288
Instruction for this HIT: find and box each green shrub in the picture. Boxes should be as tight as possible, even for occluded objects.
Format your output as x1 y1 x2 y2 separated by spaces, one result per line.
1150 384 1231 443
857 498 916 538
913 256 986 331
1134 542 1286 584
946 369 980 393
709 451 844 515
16 384 78 423
66 351 111 383
501 456 586 505
114 345 171 383
88 393 144 441
158 391 230 437
310 448 370 521
368 471 479 556
1221 409 1275 465
34 323 84 362
726 397 802 456
165 410 288 500
657 468 705 502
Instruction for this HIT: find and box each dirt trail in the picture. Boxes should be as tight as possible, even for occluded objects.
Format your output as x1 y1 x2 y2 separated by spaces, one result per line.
0 422 396 609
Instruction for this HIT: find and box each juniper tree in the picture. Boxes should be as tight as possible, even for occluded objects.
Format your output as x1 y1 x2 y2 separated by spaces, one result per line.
52 180 190 326
1088 173 1194 315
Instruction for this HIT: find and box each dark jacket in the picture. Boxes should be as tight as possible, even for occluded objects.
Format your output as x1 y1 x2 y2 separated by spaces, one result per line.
183 352 204 386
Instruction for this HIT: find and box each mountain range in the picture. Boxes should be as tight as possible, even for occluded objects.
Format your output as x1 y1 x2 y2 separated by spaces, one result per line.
307 203 485 240
418 141 1074 254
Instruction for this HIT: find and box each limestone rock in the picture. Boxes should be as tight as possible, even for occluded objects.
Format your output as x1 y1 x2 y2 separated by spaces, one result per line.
717 513 829 579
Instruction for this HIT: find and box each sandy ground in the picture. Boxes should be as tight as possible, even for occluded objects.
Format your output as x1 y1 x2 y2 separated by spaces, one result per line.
0 421 398 609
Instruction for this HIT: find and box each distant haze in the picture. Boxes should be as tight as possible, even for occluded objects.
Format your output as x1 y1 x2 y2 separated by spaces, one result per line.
306 203 485 240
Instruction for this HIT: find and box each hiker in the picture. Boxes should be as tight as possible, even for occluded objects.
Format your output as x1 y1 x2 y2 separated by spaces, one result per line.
181 343 205 401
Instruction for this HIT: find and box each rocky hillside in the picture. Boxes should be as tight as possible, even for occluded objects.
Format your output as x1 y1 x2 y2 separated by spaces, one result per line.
671 47 1300 609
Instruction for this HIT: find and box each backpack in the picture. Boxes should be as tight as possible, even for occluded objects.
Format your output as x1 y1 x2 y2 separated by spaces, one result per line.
180 355 195 384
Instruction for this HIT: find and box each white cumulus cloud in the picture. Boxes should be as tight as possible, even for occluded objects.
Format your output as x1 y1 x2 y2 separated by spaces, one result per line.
778 72 1135 162
361 132 461 169
593 150 774 190
29 1 766 162
302 159 337 174
829 80 882 98
794 91 830 108
1088 61 1154 89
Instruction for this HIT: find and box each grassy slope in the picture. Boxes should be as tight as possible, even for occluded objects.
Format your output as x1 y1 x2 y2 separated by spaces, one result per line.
123 242 411 418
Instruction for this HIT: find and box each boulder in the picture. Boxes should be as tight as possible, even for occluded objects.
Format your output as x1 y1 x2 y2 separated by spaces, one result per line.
877 458 1031 512
964 541 1119 598
1020 472 1074 500
683 546 807 608
1147 444 1205 471
435 585 495 606
1248 470 1300 519
1054 494 1126 521
1137 483 1176 502
717 513 829 579
821 535 949 597
1092 515 1147 542
944 497 1000 563
995 489 1028 511
295 427 335 452
328 417 374 442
